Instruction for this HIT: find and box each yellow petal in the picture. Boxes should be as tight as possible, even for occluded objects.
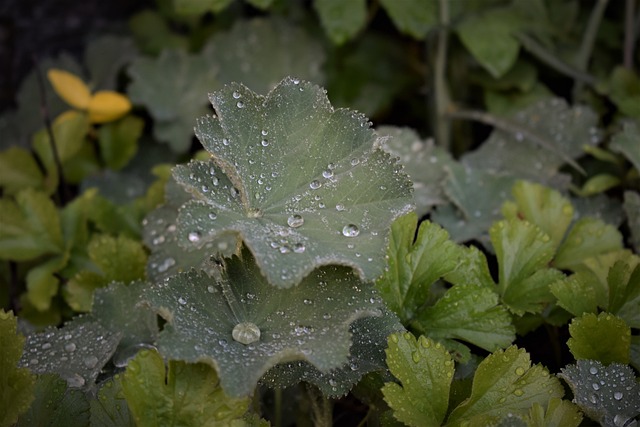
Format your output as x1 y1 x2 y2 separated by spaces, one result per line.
47 69 91 109
87 91 132 123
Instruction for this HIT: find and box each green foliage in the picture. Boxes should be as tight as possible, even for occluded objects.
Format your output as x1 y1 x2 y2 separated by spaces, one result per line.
313 0 366 45
567 312 630 365
90 375 135 427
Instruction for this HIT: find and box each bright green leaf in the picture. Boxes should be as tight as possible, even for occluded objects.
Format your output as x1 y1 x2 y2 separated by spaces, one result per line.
528 398 583 427
0 189 64 261
314 0 367 45
171 77 413 288
32 111 90 167
576 174 621 197
413 284 515 352
611 121 640 172
445 245 495 289
377 213 461 323
97 115 143 170
446 346 564 426
16 374 90 427
143 248 391 397
490 219 563 314
382 333 454 427
550 271 599 317
623 191 640 252
567 313 630 364
379 0 438 39
0 147 44 195
0 310 35 427
559 360 640 427
122 349 251 425
554 218 623 270
90 375 135 427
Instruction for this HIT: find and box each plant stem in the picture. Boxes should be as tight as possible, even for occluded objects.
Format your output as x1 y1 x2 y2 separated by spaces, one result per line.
446 107 585 174
274 388 283 427
625 0 637 69
433 0 451 150
574 0 609 96
33 56 70 204
515 33 597 85
305 384 332 427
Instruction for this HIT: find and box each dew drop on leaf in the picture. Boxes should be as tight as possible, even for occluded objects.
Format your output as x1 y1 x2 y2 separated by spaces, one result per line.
322 169 333 179
287 214 304 228
342 224 360 237
232 322 261 345
188 231 201 243
83 355 99 369
293 243 306 253
232 91 241 99
515 367 525 376
237 101 244 108
310 180 321 190
208 212 217 220
261 139 269 147
178 297 187 305
64 343 76 353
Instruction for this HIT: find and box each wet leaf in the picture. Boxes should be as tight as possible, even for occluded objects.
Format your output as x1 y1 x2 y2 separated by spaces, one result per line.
528 398 583 427
554 218 623 270
0 310 35 426
607 257 640 328
314 0 366 45
611 121 640 172
142 249 388 397
90 375 135 427
445 245 496 290
382 333 454 426
377 213 461 323
173 77 413 288
559 360 640 427
550 271 599 317
379 0 438 39
446 346 564 426
122 349 252 425
623 191 640 252
0 147 44 195
567 313 630 365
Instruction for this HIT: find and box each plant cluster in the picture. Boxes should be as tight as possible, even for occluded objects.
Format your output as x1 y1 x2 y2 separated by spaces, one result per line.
1 0 639 426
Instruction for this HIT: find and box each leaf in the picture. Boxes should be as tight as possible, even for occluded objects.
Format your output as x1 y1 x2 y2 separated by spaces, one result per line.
376 213 461 323
84 35 138 91
26 254 67 311
456 7 521 78
203 18 326 96
47 69 91 109
607 257 640 328
121 349 252 425
19 317 121 389
97 116 143 170
173 77 413 288
314 0 367 45
413 283 515 352
611 121 640 172
576 174 621 197
490 219 563 314
554 218 623 270
379 0 438 39
567 313 630 365
16 374 90 427
623 191 640 252
501 180 574 247
550 271 599 317
87 91 132 124
376 126 454 216
559 360 640 427
0 189 64 261
127 48 218 153
0 147 44 195
608 67 640 119
128 10 189 55
173 0 233 15
528 398 583 427
0 310 35 427
446 346 564 426
445 245 496 289
142 249 389 397
382 333 454 427
90 375 135 427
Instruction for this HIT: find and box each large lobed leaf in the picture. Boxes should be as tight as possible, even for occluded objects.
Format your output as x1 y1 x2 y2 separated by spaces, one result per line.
172 77 413 288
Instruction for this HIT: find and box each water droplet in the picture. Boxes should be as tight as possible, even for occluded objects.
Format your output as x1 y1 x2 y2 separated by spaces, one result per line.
222 138 230 146
261 129 268 136
515 367 525 376
613 391 623 400
83 355 99 369
342 224 360 237
42 343 51 350
208 212 217 220
64 343 76 353
64 334 73 340
335 204 345 211
178 297 187 305
589 366 599 375
188 231 201 243
303 299 313 305
513 389 524 396
232 322 261 345
152 235 165 245
236 101 244 108
592 382 600 391
309 180 321 190
207 285 215 293
232 91 241 99
322 169 333 179
287 214 304 228
350 158 359 166
29 358 38 365
67 373 85 388
293 243 306 253
261 139 269 147
411 351 421 363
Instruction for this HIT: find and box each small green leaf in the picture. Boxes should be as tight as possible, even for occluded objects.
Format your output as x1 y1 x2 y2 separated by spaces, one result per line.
84 35 138 91
128 10 189 55
528 398 583 427
314 0 367 45
446 346 564 426
550 271 599 317
559 360 640 427
90 375 135 427
608 67 640 119
0 147 44 195
611 121 640 172
379 0 438 39
382 333 454 427
0 310 35 427
173 0 233 15
26 254 68 311
0 189 64 261
16 374 90 427
122 349 251 425
554 218 623 270
576 174 621 197
97 115 143 170
32 112 90 165
623 191 640 252
445 245 495 289
143 248 389 397
607 257 640 328
490 219 563 314
413 283 515 352
567 313 630 364
376 213 461 323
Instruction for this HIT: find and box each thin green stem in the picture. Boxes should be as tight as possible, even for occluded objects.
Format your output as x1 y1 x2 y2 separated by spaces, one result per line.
433 0 451 150
625 0 637 69
305 384 332 427
274 388 283 427
574 0 610 96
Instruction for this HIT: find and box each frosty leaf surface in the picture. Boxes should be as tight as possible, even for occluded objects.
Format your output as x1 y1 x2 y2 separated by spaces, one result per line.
122 349 251 426
0 310 35 427
567 313 630 365
382 333 454 427
376 213 460 323
127 49 218 153
19 317 120 389
177 77 413 288
203 18 325 95
446 346 564 426
90 375 135 427
413 283 515 352
559 360 640 427
16 374 89 427
313 0 367 45
143 250 388 396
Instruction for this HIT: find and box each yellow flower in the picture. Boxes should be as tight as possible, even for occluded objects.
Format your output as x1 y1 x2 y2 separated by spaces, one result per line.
47 69 131 124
